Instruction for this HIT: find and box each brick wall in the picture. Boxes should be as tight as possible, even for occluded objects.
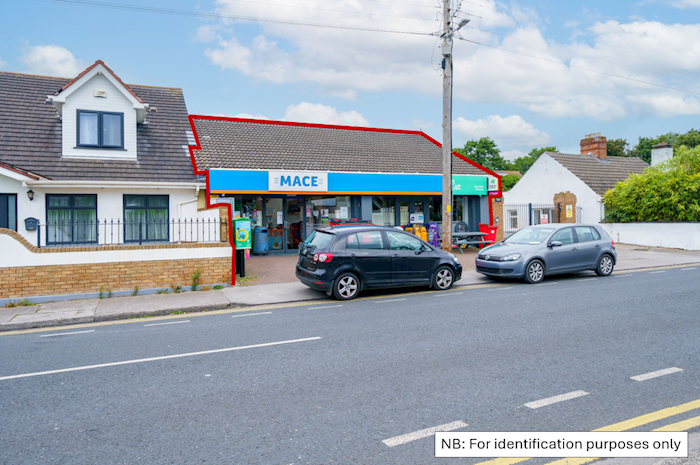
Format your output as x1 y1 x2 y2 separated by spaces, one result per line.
580 134 607 159
491 197 504 242
0 228 232 299
553 191 577 223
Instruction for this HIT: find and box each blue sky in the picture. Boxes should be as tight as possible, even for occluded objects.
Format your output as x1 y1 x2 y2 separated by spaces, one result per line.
2 0 699 159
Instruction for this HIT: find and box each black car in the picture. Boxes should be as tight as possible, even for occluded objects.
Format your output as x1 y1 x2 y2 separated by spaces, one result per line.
296 225 463 300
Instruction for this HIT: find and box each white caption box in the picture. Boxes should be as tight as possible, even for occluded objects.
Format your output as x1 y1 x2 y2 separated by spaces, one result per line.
435 432 688 458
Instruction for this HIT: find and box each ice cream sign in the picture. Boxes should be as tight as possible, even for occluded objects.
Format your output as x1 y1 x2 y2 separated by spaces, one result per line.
269 171 328 192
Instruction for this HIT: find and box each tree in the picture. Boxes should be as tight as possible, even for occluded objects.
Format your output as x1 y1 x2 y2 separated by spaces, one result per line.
512 146 557 175
454 138 512 171
628 129 700 164
501 174 520 191
606 138 629 158
604 145 700 222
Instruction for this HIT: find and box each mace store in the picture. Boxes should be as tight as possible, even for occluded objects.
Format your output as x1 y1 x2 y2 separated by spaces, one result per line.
189 116 502 253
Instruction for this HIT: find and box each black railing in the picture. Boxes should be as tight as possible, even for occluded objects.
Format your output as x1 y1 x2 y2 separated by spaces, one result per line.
36 218 228 248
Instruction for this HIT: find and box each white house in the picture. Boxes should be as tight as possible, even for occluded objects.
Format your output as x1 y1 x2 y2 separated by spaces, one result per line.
503 134 649 233
0 60 221 247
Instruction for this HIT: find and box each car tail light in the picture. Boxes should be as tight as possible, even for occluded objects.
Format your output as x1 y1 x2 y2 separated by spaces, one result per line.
611 240 615 247
313 253 333 263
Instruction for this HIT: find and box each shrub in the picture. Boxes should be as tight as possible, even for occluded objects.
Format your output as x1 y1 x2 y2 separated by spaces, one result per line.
604 145 700 222
190 268 201 291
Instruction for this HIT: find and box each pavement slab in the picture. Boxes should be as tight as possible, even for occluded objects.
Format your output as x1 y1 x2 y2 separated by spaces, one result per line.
94 290 231 321
222 281 327 306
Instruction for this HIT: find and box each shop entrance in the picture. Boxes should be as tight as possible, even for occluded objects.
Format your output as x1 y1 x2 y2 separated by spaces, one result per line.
264 197 305 253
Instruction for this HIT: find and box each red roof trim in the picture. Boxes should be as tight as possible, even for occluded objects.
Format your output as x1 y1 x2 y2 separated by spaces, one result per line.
0 161 43 180
59 60 145 104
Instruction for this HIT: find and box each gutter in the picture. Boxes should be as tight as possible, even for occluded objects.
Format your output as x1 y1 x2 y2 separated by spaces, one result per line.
22 180 205 190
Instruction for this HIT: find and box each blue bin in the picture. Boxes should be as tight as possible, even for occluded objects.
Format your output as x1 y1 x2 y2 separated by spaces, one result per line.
253 226 270 255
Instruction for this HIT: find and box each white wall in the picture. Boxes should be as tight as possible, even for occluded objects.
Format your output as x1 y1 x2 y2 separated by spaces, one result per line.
62 73 137 160
504 154 603 224
600 223 700 250
0 173 219 246
0 233 231 268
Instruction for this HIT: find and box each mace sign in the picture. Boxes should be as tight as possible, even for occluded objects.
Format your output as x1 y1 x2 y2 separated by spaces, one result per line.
268 171 328 192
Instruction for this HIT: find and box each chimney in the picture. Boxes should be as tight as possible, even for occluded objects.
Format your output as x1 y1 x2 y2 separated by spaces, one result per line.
651 142 673 166
580 133 607 159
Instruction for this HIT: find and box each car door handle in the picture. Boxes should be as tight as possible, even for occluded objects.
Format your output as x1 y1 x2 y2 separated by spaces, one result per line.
350 254 356 259
571 247 577 251
595 244 600 248
392 254 399 258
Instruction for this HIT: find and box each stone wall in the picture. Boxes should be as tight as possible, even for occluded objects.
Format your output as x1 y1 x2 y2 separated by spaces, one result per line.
553 191 578 223
491 197 504 242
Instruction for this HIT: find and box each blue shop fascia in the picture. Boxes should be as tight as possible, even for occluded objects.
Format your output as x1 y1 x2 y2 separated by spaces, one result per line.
189 116 501 253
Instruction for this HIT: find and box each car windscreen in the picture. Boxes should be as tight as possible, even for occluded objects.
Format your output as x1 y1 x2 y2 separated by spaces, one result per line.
305 231 334 251
505 227 555 245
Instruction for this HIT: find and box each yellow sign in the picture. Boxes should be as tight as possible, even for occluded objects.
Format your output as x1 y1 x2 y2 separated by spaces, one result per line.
566 205 573 218
446 205 451 213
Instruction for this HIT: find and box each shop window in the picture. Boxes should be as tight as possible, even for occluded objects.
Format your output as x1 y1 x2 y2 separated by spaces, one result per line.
428 197 441 222
372 196 395 227
0 194 17 231
46 194 97 244
124 195 169 242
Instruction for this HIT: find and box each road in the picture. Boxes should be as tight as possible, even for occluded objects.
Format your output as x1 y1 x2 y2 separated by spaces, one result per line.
1 266 699 465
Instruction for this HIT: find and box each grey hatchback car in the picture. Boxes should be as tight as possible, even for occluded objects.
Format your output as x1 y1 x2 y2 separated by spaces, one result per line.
475 224 617 283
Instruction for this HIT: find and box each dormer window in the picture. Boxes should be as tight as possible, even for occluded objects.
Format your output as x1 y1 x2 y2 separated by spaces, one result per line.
77 110 124 149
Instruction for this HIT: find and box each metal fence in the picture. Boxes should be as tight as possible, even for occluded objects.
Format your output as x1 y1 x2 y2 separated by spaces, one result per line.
502 203 583 237
35 218 228 248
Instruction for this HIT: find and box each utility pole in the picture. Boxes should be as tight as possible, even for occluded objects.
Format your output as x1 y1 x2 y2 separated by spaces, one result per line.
441 0 453 252
440 2 468 252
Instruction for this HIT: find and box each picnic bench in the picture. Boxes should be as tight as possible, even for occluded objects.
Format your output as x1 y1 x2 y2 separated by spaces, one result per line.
451 232 495 253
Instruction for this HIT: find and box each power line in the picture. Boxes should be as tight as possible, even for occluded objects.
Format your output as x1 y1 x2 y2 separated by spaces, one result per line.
37 0 439 36
456 36 700 96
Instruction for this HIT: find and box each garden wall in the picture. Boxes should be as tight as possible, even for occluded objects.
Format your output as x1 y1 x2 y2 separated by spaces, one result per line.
600 223 700 251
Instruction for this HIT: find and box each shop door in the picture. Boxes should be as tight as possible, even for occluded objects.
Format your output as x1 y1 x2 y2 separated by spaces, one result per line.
285 197 304 251
265 197 286 252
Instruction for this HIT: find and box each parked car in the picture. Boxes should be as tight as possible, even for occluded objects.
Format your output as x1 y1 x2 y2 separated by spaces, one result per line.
475 224 616 283
296 225 463 300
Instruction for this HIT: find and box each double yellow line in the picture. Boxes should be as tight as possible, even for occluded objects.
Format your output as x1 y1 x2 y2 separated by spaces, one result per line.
475 398 700 465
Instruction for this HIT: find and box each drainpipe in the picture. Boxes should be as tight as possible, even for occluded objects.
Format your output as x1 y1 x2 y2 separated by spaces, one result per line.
177 185 200 218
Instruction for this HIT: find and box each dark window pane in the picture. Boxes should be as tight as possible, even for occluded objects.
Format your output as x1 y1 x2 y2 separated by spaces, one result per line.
357 231 384 250
102 113 122 146
387 231 422 251
346 233 359 249
551 228 575 245
147 196 168 208
74 195 96 208
48 196 71 208
124 208 146 241
7 195 16 231
125 195 145 207
47 209 73 243
79 112 98 145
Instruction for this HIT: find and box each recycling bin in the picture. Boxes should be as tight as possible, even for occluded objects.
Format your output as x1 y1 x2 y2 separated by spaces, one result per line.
478 223 499 249
253 226 269 255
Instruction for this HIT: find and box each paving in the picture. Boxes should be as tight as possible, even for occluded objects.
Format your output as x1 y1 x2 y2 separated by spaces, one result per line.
1 243 698 332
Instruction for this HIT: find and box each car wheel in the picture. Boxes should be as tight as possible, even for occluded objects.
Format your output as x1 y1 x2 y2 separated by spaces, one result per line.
433 266 455 290
595 254 614 276
524 259 545 284
333 272 360 300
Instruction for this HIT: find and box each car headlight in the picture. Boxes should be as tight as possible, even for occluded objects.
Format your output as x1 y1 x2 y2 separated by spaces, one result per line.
449 253 460 262
501 253 521 261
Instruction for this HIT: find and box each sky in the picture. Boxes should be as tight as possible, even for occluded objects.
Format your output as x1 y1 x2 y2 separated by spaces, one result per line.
2 0 700 160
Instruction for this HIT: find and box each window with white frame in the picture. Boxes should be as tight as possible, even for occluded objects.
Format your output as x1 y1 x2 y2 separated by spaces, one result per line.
508 210 518 229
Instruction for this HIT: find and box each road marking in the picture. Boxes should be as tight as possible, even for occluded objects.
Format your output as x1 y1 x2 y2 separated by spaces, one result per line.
382 420 467 447
143 320 190 327
680 267 697 271
375 298 406 303
0 336 322 381
488 287 513 292
650 270 666 274
536 282 558 286
614 274 631 278
231 312 272 318
474 397 700 465
631 367 684 382
40 330 94 338
524 390 589 409
436 292 464 296
310 305 344 309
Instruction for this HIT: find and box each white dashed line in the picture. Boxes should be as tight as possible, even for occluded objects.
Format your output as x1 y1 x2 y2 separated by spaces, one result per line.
537 282 558 286
382 420 467 447
631 367 684 382
680 267 697 271
524 390 590 409
40 330 95 338
488 287 513 292
310 305 344 309
375 299 407 303
0 337 322 381
143 320 190 327
436 292 464 296
614 274 632 278
650 271 666 274
231 312 272 318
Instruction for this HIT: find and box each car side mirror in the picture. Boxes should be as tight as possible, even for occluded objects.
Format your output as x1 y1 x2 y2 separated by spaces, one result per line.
549 240 563 247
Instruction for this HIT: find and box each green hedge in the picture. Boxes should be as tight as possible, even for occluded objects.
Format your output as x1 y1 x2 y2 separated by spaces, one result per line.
604 146 700 222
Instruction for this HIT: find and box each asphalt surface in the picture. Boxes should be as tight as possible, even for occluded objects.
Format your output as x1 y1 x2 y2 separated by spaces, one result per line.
1 266 699 465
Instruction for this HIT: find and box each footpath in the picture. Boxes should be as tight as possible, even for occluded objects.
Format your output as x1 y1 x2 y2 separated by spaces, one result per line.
2 244 699 332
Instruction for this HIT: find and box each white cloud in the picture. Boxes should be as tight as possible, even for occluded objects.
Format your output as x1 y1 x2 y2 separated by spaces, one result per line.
282 102 369 126
410 118 435 130
20 45 83 77
232 113 271 120
501 150 527 161
0 57 7 69
668 0 700 7
202 1 700 119
454 114 552 149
